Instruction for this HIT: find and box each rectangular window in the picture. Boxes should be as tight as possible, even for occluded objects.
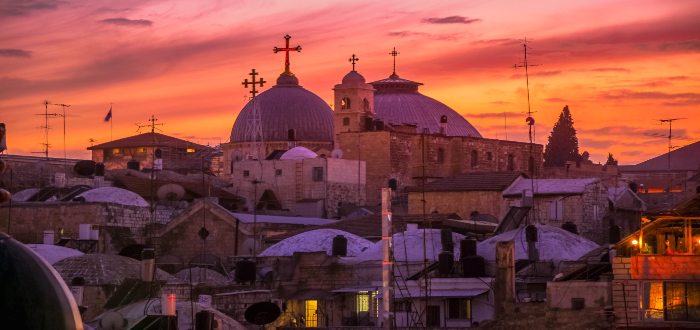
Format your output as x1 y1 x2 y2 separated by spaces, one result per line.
112 148 121 155
357 291 370 312
305 300 318 327
312 167 324 182
426 305 441 327
275 169 283 176
186 148 196 153
394 300 411 312
549 199 564 221
487 152 493 161
243 170 250 177
643 281 700 322
448 298 471 320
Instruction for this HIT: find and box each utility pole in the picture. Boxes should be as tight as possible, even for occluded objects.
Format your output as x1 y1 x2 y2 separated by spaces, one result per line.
658 118 686 170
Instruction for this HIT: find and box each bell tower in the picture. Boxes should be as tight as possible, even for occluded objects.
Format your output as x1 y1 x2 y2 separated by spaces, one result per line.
333 54 375 134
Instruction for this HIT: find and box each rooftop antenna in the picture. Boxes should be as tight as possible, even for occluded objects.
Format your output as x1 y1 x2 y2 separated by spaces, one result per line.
49 102 71 170
135 115 164 134
242 68 266 159
33 100 53 159
513 38 541 226
658 117 687 175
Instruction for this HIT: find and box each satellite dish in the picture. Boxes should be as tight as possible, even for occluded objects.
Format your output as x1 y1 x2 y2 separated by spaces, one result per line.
0 189 11 203
330 148 343 159
99 311 127 330
244 301 281 325
157 183 185 201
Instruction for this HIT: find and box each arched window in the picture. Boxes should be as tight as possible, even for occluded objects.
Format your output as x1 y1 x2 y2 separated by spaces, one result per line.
507 154 515 171
342 117 350 126
341 97 351 110
363 98 370 111
470 150 478 168
388 178 398 191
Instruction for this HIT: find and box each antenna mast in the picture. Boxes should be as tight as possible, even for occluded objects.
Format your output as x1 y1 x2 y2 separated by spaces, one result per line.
658 118 687 171
242 69 266 159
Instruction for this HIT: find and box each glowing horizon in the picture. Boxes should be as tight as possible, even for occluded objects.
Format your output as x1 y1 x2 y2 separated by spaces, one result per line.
1 0 698 165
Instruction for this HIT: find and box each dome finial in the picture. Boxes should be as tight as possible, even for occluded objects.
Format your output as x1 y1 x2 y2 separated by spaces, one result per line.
389 47 400 76
273 34 302 75
349 54 359 71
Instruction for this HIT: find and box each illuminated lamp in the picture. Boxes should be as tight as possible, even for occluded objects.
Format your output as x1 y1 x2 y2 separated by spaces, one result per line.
632 239 639 245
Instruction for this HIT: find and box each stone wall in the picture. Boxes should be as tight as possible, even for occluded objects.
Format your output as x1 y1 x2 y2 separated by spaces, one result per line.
0 202 184 253
546 281 611 309
407 191 504 220
611 257 641 328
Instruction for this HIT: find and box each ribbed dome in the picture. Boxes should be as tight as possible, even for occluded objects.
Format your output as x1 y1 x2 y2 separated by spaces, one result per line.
231 73 334 143
342 70 366 84
371 74 482 137
280 146 317 160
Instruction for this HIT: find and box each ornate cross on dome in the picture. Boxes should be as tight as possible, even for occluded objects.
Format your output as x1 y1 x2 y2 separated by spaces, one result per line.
389 47 400 74
273 34 302 74
349 54 359 71
242 69 266 98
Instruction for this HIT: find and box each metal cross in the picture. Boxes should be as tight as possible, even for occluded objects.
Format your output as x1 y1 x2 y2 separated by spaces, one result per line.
389 47 400 74
349 54 359 71
273 34 302 74
242 69 266 98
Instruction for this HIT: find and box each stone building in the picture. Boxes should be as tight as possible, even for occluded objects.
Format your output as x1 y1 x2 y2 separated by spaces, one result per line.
88 132 214 173
502 178 609 244
613 216 700 328
230 147 366 218
406 171 524 220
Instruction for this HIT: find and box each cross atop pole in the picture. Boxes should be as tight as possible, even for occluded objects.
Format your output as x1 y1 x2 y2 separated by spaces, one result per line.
389 47 400 75
242 69 266 98
273 34 302 75
349 54 359 71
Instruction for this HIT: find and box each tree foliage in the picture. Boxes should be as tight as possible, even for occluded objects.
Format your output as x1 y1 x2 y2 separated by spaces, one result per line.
544 105 580 167
605 153 619 166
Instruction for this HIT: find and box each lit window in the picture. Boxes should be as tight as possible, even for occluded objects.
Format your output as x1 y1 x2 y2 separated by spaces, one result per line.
305 300 318 327
643 281 700 321
357 291 369 312
112 148 121 155
186 148 196 153
341 97 351 110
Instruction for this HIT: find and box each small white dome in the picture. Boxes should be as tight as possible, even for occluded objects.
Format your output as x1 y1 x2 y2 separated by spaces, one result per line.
76 187 149 207
477 225 599 262
25 244 84 264
351 228 466 263
280 146 318 160
259 229 372 257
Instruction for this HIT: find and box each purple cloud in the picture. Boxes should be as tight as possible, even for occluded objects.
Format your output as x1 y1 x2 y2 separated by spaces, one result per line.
423 16 481 24
100 17 153 27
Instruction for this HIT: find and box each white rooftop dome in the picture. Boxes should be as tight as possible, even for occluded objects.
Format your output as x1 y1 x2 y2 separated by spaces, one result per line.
477 224 599 262
76 187 149 207
280 146 318 160
25 244 84 264
259 229 372 257
350 228 466 263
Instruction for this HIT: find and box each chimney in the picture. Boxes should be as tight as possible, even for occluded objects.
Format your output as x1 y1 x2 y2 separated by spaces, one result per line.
141 248 155 282
439 115 448 135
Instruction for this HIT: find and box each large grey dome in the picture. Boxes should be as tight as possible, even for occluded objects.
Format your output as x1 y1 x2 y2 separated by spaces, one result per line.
371 74 482 137
231 73 334 143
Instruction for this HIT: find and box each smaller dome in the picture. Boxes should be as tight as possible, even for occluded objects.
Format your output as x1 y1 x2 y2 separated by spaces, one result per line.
26 244 84 265
477 225 599 262
259 229 372 257
280 146 318 160
350 228 466 263
342 71 366 84
76 187 149 207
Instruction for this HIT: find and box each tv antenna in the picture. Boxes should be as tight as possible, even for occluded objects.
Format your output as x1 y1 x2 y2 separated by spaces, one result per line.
33 100 71 161
513 38 540 145
135 115 164 134
658 118 687 170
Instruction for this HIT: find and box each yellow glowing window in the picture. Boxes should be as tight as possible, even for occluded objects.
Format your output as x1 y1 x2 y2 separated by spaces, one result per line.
305 300 318 327
357 291 369 312
186 148 196 153
112 148 121 154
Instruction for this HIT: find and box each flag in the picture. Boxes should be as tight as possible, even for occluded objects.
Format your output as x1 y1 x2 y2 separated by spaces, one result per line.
104 106 112 122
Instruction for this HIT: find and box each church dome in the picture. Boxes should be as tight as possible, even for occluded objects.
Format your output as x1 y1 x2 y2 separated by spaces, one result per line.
370 74 482 137
230 73 334 143
342 70 366 85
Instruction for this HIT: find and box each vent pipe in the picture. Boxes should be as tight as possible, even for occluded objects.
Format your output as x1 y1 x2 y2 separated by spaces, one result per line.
141 248 155 282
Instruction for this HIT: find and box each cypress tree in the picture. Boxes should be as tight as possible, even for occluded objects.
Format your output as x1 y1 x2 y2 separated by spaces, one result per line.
605 153 619 166
544 105 579 167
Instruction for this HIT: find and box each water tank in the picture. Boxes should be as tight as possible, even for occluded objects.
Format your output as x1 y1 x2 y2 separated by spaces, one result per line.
95 163 105 176
332 235 348 256
460 239 477 258
195 311 214 330
461 256 486 277
438 251 454 275
526 225 538 242
235 260 256 283
562 222 578 234
440 228 453 252
73 160 96 176
609 225 621 244
126 159 140 171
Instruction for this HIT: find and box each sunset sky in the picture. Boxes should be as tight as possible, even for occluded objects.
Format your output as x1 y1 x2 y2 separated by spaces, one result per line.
1 0 699 164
